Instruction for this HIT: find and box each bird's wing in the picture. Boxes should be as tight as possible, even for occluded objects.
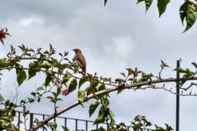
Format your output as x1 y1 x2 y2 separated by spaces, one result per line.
74 53 86 73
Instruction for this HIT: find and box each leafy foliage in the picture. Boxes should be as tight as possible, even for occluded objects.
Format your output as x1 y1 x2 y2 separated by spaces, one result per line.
68 79 78 93
89 100 99 117
137 0 197 31
131 115 173 131
180 0 197 31
137 0 170 17
0 42 194 130
0 100 19 131
16 66 27 86
137 0 153 11
157 0 170 17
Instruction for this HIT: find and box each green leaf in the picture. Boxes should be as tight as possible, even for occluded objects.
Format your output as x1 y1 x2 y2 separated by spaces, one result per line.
137 0 145 4
79 77 87 88
48 122 57 131
180 3 186 24
165 123 173 130
185 10 197 31
98 84 105 91
179 68 194 78
157 0 170 17
68 79 78 93
101 96 109 107
89 101 99 117
0 59 10 69
94 107 106 124
49 58 59 68
180 1 197 31
62 126 69 131
44 73 53 87
16 67 27 86
62 75 70 84
78 90 86 104
57 87 61 96
145 0 153 11
86 81 98 95
28 62 39 79
137 0 153 11
28 68 36 79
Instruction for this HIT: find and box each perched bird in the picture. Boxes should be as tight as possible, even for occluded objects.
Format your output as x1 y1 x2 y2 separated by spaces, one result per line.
73 48 86 73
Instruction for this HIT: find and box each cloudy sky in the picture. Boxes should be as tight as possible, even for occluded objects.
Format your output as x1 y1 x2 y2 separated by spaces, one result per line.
1 0 197 130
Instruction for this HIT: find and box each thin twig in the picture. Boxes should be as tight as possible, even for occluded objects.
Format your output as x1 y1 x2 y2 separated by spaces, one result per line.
183 82 197 91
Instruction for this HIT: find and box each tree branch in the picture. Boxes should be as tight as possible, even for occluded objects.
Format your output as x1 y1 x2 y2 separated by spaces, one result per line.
30 76 197 130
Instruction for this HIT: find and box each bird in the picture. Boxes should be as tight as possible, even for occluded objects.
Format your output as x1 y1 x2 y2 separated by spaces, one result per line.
73 48 86 73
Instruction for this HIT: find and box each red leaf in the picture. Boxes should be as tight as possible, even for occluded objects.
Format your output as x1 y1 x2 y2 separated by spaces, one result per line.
0 28 10 45
62 88 69 96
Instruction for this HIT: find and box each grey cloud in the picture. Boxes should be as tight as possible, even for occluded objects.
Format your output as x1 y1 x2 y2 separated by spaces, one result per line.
1 0 93 26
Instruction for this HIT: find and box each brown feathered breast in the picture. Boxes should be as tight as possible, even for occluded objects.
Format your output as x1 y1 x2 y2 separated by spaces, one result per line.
73 48 86 73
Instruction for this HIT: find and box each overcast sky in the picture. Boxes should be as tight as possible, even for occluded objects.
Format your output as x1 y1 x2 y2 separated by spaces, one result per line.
1 0 197 130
